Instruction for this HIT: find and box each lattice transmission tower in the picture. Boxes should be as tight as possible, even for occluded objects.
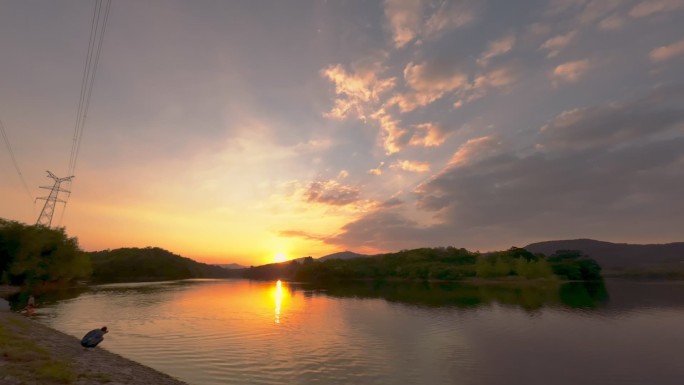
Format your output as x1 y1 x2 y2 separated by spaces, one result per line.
35 171 73 227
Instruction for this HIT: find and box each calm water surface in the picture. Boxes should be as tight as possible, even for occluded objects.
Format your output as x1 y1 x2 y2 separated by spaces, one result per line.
20 279 684 385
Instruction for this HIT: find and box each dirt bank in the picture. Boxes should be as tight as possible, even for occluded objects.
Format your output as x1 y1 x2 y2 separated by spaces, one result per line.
0 311 188 385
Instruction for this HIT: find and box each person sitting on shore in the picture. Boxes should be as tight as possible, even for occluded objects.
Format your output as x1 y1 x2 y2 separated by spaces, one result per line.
81 326 108 349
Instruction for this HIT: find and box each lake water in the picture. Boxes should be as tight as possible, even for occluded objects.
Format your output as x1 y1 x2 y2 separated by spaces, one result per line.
13 279 684 385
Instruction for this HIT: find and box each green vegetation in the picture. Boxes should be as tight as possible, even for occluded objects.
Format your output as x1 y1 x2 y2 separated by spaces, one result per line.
0 319 77 384
88 247 231 283
0 219 91 287
244 246 604 283
0 217 604 288
0 218 231 287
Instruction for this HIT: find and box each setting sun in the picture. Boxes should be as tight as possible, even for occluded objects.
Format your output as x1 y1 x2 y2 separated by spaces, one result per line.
274 252 287 263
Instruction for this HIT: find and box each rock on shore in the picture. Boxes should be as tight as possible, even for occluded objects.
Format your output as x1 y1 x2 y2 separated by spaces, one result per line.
0 310 188 385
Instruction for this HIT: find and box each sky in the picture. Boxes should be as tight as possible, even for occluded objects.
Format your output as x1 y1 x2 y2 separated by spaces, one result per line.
1 0 683 266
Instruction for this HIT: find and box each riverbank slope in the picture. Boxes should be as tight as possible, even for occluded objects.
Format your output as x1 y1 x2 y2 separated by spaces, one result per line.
0 310 187 385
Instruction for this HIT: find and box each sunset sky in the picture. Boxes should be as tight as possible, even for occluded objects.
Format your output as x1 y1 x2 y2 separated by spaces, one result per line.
1 0 683 265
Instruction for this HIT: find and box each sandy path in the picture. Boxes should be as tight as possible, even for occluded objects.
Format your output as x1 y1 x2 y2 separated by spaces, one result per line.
0 310 189 385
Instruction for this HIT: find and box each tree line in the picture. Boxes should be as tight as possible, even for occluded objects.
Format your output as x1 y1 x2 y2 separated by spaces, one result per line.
243 246 603 282
0 218 231 288
1 217 603 289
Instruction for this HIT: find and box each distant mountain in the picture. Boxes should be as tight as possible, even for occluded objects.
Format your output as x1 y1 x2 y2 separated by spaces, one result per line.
216 263 246 270
318 251 370 261
524 239 684 269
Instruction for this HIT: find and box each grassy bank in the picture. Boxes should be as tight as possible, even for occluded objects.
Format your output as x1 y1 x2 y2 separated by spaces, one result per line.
0 311 187 385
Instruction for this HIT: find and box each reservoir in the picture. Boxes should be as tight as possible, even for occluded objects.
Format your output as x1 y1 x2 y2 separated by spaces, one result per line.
18 279 684 385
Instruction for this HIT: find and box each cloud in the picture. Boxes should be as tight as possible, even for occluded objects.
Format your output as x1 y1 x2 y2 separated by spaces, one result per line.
370 108 408 154
576 0 623 24
383 0 479 48
630 0 684 18
598 14 626 31
279 229 326 241
390 60 469 112
326 210 429 251
369 162 385 176
540 87 684 151
384 0 425 48
327 86 684 251
321 61 396 120
391 160 431 173
446 136 501 167
551 59 590 84
544 0 589 17
649 38 684 62
539 31 577 57
304 179 362 206
409 122 448 147
321 56 407 155
473 64 519 89
477 34 516 66
423 0 479 39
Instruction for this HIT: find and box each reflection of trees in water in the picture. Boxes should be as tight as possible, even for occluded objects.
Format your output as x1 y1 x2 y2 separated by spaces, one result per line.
7 279 215 311
8 286 88 311
298 280 609 311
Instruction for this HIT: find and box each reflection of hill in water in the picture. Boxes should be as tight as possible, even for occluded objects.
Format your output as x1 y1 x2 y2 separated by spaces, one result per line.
295 280 609 311
601 279 684 312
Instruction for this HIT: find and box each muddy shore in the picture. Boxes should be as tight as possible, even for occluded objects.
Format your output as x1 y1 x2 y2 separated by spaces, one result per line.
0 309 188 385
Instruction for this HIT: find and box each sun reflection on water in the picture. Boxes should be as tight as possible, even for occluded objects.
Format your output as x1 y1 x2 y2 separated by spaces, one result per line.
274 280 282 324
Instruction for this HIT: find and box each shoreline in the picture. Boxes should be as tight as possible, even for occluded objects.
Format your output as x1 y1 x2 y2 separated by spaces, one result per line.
0 310 188 385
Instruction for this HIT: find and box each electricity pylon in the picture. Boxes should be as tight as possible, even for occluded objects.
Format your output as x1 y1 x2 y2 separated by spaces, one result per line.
35 171 73 227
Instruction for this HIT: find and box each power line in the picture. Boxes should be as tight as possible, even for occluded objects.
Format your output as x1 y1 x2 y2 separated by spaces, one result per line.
68 0 111 177
55 0 111 226
0 117 35 202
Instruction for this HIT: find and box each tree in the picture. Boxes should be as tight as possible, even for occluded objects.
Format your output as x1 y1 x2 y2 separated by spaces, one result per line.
0 219 91 286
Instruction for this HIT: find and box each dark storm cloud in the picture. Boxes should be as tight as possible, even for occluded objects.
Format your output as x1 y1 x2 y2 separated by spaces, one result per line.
326 86 684 251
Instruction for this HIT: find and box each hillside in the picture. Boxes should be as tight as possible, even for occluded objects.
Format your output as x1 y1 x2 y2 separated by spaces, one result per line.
524 239 684 269
89 247 232 283
318 251 370 261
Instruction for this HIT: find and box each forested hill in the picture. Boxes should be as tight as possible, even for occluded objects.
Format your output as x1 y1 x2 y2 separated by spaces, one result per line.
524 239 684 269
88 247 232 283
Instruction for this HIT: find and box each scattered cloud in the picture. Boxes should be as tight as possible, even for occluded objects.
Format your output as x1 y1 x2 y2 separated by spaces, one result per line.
649 38 684 62
328 86 684 251
423 0 480 39
383 0 480 48
544 0 589 17
391 160 431 173
321 60 396 120
446 136 500 167
551 59 590 84
370 107 407 154
598 14 626 31
390 60 469 112
384 0 425 48
409 122 448 147
279 229 325 241
477 34 516 66
369 162 385 176
540 31 577 57
576 0 623 24
630 0 684 18
304 179 362 206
